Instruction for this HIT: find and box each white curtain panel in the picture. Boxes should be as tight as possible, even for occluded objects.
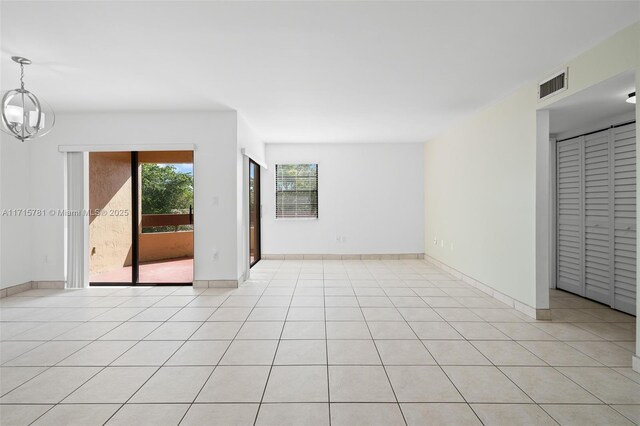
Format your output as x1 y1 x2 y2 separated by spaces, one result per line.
65 152 89 289
242 155 251 281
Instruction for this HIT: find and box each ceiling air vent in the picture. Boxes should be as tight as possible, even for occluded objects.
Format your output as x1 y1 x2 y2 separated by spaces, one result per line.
539 68 568 101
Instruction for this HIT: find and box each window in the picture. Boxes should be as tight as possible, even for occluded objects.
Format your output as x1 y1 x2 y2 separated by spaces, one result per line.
276 164 318 218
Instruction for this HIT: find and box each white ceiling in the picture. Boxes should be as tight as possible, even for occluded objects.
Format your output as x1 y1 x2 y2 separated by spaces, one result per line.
1 1 638 143
549 70 636 136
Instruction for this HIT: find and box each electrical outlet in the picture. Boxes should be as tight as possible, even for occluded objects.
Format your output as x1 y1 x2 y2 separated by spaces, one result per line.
433 237 437 245
212 251 219 260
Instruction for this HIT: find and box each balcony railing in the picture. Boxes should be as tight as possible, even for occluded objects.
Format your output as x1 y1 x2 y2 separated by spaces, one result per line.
141 206 193 231
139 207 194 261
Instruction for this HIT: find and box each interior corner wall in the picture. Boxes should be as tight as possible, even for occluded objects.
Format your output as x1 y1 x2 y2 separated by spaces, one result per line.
0 0 2 290
636 41 640 364
0 132 32 289
424 22 640 310
424 88 538 307
261 143 424 256
236 115 265 280
27 111 241 283
0 5 34 290
535 109 551 310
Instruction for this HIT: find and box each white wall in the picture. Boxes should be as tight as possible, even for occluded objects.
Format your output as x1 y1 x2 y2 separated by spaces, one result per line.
26 111 243 282
237 115 265 278
424 22 639 311
0 132 32 289
635 40 640 370
425 89 538 306
261 143 424 255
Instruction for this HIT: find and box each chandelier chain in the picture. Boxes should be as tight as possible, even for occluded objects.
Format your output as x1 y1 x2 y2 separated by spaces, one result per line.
20 63 24 90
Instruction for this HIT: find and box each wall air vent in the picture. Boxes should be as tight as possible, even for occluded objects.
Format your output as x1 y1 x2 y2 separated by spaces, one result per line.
539 68 568 101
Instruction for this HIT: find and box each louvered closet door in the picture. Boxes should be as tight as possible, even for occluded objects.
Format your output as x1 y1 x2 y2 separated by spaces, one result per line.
557 138 584 295
583 130 612 305
556 123 637 315
613 123 636 315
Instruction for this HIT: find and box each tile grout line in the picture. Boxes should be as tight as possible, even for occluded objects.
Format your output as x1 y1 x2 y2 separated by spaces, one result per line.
23 286 187 426
180 284 269 426
250 269 298 426
102 289 232 425
10 287 191 425
1 259 638 425
416 260 561 423
323 260 332 426
0 287 150 402
422 259 618 406
358 261 408 426
392 261 485 425
421 259 631 421
413 260 492 426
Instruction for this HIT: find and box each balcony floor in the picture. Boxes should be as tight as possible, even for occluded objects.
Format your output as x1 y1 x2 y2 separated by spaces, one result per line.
90 257 193 283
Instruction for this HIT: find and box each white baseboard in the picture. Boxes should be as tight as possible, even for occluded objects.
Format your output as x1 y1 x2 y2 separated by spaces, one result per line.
33 281 65 289
424 254 550 321
1 282 32 298
262 253 424 260
193 280 238 288
0 280 65 298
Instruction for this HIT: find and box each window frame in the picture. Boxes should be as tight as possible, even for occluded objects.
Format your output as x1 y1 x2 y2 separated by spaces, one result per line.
275 163 319 220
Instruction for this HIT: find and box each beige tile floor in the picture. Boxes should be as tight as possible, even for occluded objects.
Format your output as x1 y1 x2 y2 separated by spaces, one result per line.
0 259 639 425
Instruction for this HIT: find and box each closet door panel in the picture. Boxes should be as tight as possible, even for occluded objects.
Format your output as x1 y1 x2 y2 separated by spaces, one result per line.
583 130 612 305
557 138 583 295
613 123 636 315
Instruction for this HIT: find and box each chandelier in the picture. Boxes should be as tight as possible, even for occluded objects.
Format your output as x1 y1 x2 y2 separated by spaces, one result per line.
1 56 55 141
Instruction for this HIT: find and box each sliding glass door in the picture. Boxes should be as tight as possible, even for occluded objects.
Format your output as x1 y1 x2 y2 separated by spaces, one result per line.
89 151 194 285
138 151 194 283
88 152 135 284
249 159 261 267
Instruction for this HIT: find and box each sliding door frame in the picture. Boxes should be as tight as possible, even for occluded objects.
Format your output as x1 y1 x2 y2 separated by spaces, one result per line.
131 151 140 284
249 158 262 268
90 150 193 286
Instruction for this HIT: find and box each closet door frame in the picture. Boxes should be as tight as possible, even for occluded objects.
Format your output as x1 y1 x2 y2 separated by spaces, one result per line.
607 128 616 308
553 121 637 315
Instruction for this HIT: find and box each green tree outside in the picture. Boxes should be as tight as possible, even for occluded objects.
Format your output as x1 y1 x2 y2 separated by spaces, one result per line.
141 163 193 233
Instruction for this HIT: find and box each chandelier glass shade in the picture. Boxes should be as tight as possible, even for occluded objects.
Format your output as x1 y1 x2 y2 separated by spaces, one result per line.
1 56 55 141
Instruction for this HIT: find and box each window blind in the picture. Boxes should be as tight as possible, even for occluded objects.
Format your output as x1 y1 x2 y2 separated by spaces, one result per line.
275 164 318 218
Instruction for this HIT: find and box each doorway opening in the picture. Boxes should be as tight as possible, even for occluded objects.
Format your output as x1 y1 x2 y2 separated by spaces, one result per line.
548 71 636 315
88 150 194 285
249 158 261 267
